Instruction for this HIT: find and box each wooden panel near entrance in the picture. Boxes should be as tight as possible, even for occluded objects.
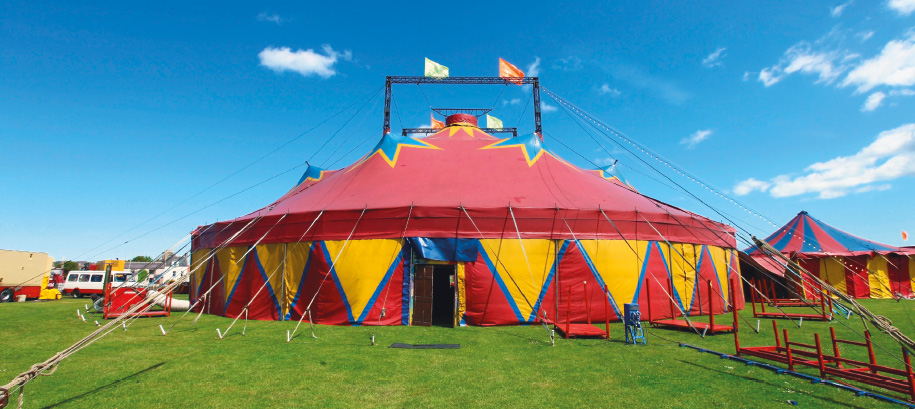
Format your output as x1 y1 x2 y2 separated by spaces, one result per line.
413 265 434 326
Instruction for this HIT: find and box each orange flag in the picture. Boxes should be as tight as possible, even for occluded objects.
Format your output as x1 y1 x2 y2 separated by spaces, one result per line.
431 114 444 129
499 58 524 84
903 231 909 241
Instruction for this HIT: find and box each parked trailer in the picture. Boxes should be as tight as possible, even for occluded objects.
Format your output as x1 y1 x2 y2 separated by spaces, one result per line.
60 270 140 299
0 249 55 302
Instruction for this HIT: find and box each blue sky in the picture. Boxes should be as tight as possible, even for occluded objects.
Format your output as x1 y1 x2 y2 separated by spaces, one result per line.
1 1 914 261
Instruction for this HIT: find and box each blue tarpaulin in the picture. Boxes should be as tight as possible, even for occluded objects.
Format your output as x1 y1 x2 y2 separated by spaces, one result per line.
409 238 478 262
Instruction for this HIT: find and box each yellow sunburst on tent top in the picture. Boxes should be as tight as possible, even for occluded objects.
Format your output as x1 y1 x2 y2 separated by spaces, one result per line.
348 133 441 172
447 125 477 137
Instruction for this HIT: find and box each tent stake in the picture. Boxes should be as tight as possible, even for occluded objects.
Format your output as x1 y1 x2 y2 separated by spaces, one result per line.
159 324 167 336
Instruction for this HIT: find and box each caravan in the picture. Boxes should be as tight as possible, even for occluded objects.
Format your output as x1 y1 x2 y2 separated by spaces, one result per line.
61 270 139 299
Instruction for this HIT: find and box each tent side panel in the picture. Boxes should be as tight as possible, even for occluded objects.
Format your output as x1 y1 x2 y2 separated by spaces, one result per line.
844 256 870 299
866 255 893 299
821 257 847 296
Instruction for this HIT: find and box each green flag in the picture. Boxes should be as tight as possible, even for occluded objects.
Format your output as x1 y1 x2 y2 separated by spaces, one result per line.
424 58 449 79
486 114 503 129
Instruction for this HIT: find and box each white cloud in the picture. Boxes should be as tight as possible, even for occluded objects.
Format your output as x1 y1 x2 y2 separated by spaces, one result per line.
702 47 727 68
733 123 915 199
841 30 915 92
540 102 558 113
257 12 286 25
599 84 621 96
855 184 892 193
863 89 915 111
527 57 541 77
861 91 887 111
680 129 713 149
831 1 852 17
888 0 915 15
856 31 874 42
552 56 583 71
502 98 521 106
758 42 854 86
258 45 352 78
733 178 772 195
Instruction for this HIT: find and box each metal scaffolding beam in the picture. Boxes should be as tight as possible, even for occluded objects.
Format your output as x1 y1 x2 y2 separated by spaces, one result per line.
383 76 541 137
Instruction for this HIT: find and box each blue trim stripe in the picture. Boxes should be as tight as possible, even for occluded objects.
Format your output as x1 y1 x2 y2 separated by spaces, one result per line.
478 242 526 324
702 245 728 306
253 249 284 321
283 242 316 321
632 243 652 303
355 250 403 324
320 242 357 325
225 251 249 308
573 239 623 319
528 240 570 322
771 217 802 251
402 244 412 325
809 214 896 252
659 242 686 313
195 258 212 297
801 217 822 252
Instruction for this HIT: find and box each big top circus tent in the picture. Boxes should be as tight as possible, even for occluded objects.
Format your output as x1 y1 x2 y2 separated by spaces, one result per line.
189 108 744 327
745 211 915 299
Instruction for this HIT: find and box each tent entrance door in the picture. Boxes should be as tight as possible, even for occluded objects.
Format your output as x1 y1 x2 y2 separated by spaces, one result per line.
431 265 456 327
413 265 434 326
413 264 456 327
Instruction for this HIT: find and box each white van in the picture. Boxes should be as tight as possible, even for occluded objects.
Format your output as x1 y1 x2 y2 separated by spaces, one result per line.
61 270 138 299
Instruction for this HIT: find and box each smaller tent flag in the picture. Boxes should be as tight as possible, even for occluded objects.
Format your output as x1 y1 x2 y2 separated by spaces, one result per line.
431 114 445 129
424 58 449 79
486 114 503 129
499 58 524 84
904 231 909 241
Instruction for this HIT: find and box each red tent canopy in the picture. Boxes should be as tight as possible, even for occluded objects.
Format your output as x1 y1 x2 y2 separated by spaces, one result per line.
194 126 735 249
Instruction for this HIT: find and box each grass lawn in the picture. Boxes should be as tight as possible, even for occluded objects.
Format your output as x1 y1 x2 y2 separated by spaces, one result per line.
2 298 915 408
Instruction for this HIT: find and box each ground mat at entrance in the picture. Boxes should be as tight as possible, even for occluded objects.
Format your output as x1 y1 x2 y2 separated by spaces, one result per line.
389 343 460 349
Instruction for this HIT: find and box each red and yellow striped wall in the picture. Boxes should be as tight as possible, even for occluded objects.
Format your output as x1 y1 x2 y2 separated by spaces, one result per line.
190 238 743 326
795 254 914 299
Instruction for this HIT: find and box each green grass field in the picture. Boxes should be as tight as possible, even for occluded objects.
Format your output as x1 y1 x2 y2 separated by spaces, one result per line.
3 298 915 408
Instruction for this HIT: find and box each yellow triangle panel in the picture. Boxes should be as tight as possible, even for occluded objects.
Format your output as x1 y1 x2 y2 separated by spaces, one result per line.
479 238 556 321
323 239 404 324
216 246 248 304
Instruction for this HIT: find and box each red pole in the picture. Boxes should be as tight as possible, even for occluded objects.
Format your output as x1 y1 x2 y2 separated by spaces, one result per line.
904 348 915 403
750 279 758 318
773 321 781 348
865 331 878 374
830 327 843 369
584 281 591 326
820 291 828 320
732 296 740 356
784 329 795 371
708 279 715 331
604 285 610 339
814 333 827 378
668 277 675 319
826 296 833 321
566 286 571 337
646 274 653 322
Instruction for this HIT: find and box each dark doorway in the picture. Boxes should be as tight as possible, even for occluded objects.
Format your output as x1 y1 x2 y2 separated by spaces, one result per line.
414 265 433 326
431 265 456 327
413 264 456 327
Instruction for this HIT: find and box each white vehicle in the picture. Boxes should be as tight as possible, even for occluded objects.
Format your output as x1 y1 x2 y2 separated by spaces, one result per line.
61 270 140 299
